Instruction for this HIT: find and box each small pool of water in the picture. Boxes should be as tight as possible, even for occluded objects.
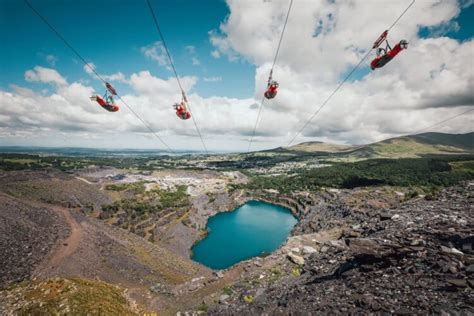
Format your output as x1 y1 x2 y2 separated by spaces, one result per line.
191 200 297 269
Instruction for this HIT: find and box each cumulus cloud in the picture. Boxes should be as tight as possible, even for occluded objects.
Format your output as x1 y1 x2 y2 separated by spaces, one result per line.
103 72 128 83
25 66 67 86
210 49 221 59
205 0 473 147
82 63 128 83
2 67 255 149
141 41 171 69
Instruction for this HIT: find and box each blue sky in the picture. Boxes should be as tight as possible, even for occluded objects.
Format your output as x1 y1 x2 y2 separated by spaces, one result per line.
1 0 472 99
0 0 255 99
0 0 472 151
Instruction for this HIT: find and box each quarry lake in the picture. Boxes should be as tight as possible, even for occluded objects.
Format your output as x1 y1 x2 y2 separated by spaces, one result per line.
192 200 297 269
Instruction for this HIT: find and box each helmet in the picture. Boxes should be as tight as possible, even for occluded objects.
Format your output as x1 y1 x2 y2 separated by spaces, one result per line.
400 40 408 49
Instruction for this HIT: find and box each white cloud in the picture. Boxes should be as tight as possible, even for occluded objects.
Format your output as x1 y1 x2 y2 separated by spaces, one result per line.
210 49 221 59
83 62 96 75
24 66 67 86
203 0 473 147
186 45 201 66
203 76 223 82
82 63 128 83
141 41 171 70
191 57 201 66
185 45 196 54
46 54 58 66
103 72 128 83
460 0 474 9
3 1 474 151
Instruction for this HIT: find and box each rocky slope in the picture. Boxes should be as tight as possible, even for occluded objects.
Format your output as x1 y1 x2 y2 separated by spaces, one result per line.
0 169 249 315
210 183 474 314
0 170 112 208
1 164 472 315
0 193 69 289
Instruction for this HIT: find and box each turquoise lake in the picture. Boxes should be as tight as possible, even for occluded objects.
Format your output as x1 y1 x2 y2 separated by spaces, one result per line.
191 200 297 269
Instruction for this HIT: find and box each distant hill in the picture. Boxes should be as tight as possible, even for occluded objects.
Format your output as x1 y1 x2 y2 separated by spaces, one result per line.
287 141 354 153
409 132 474 150
285 132 474 159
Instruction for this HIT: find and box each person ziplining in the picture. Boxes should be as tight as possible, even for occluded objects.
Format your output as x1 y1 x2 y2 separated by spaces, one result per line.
247 0 293 152
173 93 191 120
90 82 119 112
264 70 279 100
147 0 208 153
24 0 175 152
370 30 409 70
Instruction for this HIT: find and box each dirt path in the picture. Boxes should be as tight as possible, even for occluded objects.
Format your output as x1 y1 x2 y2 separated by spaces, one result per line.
74 176 94 185
0 192 85 275
45 205 83 268
19 199 85 274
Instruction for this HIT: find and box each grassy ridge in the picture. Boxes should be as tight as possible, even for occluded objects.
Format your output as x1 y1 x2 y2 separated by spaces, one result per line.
286 132 473 161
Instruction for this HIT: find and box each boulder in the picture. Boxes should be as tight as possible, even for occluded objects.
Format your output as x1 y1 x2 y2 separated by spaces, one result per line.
440 246 464 256
219 294 230 304
287 252 305 265
379 212 392 221
320 246 329 253
347 238 400 257
213 271 224 279
329 239 347 250
302 246 317 255
290 247 300 254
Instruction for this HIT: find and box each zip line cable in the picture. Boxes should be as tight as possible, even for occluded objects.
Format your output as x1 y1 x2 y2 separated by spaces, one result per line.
247 0 294 153
24 0 175 154
147 0 208 154
247 95 267 153
270 0 294 72
371 107 474 146
287 0 415 147
409 107 474 136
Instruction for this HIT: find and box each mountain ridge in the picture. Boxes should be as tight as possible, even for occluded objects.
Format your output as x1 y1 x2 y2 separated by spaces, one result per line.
283 132 474 159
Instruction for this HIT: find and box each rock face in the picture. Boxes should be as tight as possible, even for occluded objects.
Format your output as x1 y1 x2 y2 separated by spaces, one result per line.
210 183 474 314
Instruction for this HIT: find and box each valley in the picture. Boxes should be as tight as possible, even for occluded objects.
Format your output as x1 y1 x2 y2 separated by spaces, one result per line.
0 132 473 315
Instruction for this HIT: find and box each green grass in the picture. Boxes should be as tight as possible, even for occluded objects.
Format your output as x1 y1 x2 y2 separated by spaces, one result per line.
154 185 189 208
370 138 465 158
100 185 190 234
450 160 474 171
7 278 137 315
